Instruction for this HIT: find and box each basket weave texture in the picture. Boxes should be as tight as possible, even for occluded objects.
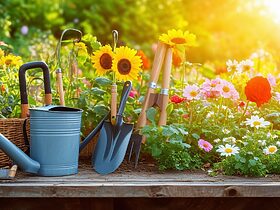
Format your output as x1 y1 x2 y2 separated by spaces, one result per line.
0 118 29 167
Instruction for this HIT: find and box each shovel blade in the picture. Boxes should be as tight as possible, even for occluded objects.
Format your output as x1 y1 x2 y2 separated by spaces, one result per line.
92 121 133 175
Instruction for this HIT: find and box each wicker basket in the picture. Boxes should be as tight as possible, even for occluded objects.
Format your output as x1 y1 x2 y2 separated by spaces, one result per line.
0 118 30 167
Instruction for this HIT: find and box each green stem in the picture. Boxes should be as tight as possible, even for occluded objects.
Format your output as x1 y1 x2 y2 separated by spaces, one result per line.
239 100 249 124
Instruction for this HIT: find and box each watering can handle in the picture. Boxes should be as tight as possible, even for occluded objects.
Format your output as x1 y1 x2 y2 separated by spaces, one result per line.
19 61 52 118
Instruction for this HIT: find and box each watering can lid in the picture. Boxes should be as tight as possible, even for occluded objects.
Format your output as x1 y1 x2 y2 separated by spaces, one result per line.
29 105 82 112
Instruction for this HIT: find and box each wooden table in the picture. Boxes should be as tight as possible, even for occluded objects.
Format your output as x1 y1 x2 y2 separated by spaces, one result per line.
1 162 280 210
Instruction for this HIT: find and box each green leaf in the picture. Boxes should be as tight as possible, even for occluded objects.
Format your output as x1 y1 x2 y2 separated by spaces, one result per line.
249 159 256 166
151 144 162 157
177 127 188 135
192 133 200 140
162 126 179 137
133 108 142 114
146 107 157 125
166 103 174 116
95 77 112 86
93 105 109 116
91 87 106 96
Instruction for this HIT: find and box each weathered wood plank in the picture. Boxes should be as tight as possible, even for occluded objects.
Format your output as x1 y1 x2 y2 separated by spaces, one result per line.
1 162 280 198
1 183 280 197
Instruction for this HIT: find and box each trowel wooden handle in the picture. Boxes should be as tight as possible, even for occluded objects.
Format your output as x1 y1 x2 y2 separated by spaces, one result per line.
8 165 17 178
111 84 117 124
56 69 65 106
136 42 167 129
158 47 173 126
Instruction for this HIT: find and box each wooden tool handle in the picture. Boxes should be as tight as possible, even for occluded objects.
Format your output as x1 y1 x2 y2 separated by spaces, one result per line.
56 69 65 106
158 47 173 126
136 42 167 129
8 165 17 178
111 84 117 124
150 42 167 83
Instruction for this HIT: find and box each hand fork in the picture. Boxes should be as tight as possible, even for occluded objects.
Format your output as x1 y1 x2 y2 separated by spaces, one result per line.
127 41 173 167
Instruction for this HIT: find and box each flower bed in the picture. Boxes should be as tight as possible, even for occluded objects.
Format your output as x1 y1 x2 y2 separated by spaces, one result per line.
1 28 280 177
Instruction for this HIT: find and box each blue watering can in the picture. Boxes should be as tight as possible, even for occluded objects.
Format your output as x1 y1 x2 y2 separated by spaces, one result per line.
0 61 106 176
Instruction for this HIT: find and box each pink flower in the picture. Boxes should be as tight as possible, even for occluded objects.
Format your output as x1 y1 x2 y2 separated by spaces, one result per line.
21 25 29 35
198 139 213 152
275 92 280 103
201 78 221 92
268 73 276 87
201 78 222 99
183 84 201 100
129 90 138 98
216 80 239 100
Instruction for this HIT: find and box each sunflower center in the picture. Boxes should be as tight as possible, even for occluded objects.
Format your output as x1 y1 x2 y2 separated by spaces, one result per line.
190 91 198 97
253 121 261 126
171 37 186 44
99 53 112 69
117 59 131 75
223 86 230 93
269 146 277 153
225 148 233 153
5 59 12 65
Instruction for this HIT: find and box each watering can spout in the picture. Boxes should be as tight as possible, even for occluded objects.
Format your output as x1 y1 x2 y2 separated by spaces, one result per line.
0 134 40 174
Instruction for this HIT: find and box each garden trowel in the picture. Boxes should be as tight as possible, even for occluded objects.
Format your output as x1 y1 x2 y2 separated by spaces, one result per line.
0 165 17 179
92 81 133 174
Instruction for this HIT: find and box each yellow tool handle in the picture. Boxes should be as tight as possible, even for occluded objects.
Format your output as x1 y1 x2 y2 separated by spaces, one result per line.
111 84 117 124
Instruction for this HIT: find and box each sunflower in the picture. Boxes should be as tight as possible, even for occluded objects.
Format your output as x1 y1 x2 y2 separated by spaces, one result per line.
112 46 142 81
0 54 23 68
91 45 114 76
159 29 196 47
0 49 4 58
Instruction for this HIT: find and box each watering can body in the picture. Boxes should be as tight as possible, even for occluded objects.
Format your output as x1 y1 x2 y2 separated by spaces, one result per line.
29 105 82 176
0 105 83 176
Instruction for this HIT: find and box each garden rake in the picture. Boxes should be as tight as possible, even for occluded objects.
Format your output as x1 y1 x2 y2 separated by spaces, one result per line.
127 41 173 167
55 28 82 105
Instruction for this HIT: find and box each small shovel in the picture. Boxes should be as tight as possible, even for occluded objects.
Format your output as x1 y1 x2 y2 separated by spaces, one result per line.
0 165 17 179
92 81 133 174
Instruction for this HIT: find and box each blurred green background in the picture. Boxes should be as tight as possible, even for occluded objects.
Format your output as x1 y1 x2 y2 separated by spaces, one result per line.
1 0 280 65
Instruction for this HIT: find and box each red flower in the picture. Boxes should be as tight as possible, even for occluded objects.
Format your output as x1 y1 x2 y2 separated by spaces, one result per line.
245 76 272 107
172 49 183 67
137 50 150 70
1 84 5 92
170 94 185 104
238 101 246 107
182 113 189 119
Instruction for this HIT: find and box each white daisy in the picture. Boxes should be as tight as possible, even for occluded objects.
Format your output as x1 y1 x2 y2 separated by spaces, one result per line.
236 59 254 73
222 128 230 134
257 140 266 146
245 115 270 129
213 138 221 143
216 144 240 157
206 111 214 118
223 136 236 144
276 141 280 147
226 59 238 72
263 145 278 155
